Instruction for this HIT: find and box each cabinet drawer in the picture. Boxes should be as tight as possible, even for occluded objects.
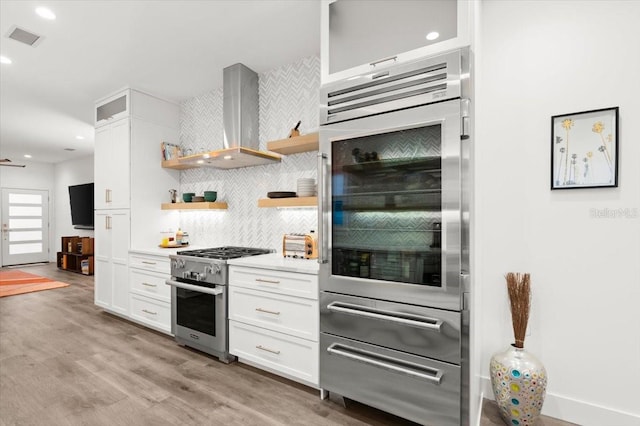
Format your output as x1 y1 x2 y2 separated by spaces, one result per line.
321 292 461 364
229 266 318 300
129 254 170 274
129 268 170 302
229 286 318 341
129 294 171 334
229 321 318 386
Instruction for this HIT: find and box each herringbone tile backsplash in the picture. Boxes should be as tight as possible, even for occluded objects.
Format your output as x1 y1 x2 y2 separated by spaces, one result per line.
178 56 320 250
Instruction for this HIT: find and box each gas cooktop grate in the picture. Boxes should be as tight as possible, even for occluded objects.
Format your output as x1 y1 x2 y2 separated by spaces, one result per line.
176 246 273 260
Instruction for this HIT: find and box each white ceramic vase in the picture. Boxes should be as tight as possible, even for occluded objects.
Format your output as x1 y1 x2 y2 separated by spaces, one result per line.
490 345 547 426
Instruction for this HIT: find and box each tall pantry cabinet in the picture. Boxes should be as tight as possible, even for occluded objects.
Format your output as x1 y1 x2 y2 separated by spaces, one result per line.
93 89 180 316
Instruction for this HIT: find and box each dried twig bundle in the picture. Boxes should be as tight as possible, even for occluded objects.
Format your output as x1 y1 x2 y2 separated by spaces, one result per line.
505 272 531 348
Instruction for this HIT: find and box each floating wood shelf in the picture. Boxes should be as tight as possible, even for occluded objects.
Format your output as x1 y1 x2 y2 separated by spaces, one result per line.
162 147 281 170
161 202 228 210
267 132 319 155
161 159 199 170
258 197 317 208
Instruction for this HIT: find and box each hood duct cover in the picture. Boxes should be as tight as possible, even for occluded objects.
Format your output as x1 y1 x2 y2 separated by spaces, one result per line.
181 63 280 169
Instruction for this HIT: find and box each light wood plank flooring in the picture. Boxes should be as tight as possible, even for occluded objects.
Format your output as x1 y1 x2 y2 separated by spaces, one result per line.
0 263 574 426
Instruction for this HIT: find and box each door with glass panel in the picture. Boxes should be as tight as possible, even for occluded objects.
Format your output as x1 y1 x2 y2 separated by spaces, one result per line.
319 100 462 311
1 188 49 266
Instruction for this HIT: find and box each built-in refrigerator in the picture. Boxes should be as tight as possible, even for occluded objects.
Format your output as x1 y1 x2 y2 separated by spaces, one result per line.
318 48 471 426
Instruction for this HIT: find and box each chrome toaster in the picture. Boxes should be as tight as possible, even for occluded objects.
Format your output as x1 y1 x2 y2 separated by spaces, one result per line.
283 233 318 259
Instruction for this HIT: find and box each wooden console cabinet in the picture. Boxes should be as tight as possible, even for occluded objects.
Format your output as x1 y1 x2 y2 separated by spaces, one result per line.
57 236 94 275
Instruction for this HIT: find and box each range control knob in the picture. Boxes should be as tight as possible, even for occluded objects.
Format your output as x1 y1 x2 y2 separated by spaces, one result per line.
208 264 221 275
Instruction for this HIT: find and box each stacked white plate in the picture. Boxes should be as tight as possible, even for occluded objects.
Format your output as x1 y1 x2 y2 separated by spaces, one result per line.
297 178 316 197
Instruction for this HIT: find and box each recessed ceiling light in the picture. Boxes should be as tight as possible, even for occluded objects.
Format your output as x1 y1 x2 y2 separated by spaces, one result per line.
426 32 440 41
223 155 233 160
24 154 32 158
35 7 56 20
76 135 84 140
0 56 12 64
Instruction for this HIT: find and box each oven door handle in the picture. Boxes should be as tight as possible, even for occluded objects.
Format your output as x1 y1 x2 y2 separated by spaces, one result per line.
165 279 224 296
327 301 443 332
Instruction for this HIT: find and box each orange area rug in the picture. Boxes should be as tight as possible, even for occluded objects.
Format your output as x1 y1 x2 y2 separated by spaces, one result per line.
0 270 69 298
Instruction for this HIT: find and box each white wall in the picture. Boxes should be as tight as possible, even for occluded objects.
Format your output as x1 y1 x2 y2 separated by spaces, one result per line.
54 155 95 253
476 1 640 425
0 160 56 262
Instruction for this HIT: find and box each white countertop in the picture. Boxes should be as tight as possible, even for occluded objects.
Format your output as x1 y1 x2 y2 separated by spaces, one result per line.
129 245 201 257
227 253 320 275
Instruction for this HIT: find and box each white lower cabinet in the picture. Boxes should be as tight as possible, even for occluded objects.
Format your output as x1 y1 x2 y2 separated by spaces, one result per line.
129 293 172 334
128 252 172 334
94 210 130 316
229 265 319 387
229 321 318 386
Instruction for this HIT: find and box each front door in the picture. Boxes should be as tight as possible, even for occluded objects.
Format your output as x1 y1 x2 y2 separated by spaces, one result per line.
1 188 50 266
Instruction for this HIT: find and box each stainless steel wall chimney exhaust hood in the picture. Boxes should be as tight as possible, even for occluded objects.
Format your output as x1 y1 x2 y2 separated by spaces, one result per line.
180 63 281 169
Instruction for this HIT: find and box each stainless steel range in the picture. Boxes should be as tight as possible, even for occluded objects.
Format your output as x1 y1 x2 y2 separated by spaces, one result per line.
166 246 273 363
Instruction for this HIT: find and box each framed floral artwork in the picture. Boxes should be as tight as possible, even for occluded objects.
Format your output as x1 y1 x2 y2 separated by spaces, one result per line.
551 107 619 189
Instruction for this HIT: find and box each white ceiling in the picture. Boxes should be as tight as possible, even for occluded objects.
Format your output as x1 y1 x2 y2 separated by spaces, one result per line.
0 0 320 164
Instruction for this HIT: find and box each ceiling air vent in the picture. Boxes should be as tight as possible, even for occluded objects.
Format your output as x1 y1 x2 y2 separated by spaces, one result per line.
6 26 43 47
64 148 76 151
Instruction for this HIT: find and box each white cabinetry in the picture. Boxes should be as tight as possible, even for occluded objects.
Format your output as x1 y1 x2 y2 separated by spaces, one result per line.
93 88 180 320
128 252 172 334
94 119 130 210
95 90 129 127
94 210 130 316
229 265 319 388
320 0 471 84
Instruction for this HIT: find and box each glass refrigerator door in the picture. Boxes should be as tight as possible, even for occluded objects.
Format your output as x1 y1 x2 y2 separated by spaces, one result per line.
331 124 442 287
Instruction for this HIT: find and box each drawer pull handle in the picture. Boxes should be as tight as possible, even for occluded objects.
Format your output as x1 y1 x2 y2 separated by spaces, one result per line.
142 309 157 315
141 261 157 265
255 307 280 315
255 278 280 284
327 343 442 385
141 282 157 287
327 301 443 332
256 345 280 355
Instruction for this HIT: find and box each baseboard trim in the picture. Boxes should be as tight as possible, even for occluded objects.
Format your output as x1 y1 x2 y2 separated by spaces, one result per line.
481 377 640 426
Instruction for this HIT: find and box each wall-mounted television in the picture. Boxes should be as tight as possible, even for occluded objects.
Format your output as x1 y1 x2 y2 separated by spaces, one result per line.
69 183 94 230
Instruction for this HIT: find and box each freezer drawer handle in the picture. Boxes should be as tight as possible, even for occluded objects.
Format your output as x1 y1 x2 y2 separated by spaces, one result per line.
327 343 442 385
327 301 443 332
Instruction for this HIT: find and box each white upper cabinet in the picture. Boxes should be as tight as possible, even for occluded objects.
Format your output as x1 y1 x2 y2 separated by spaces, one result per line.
95 90 130 127
320 0 471 84
94 118 131 210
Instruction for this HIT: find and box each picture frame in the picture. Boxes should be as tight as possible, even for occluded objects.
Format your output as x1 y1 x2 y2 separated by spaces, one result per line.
551 107 619 189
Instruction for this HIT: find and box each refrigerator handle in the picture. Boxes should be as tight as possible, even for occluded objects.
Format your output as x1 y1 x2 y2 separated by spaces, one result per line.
317 152 329 264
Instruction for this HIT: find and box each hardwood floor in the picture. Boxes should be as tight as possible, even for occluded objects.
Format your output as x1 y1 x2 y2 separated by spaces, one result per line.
0 263 574 426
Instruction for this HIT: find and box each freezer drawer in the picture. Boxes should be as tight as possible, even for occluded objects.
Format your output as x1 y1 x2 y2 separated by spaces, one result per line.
320 333 460 426
320 292 460 364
